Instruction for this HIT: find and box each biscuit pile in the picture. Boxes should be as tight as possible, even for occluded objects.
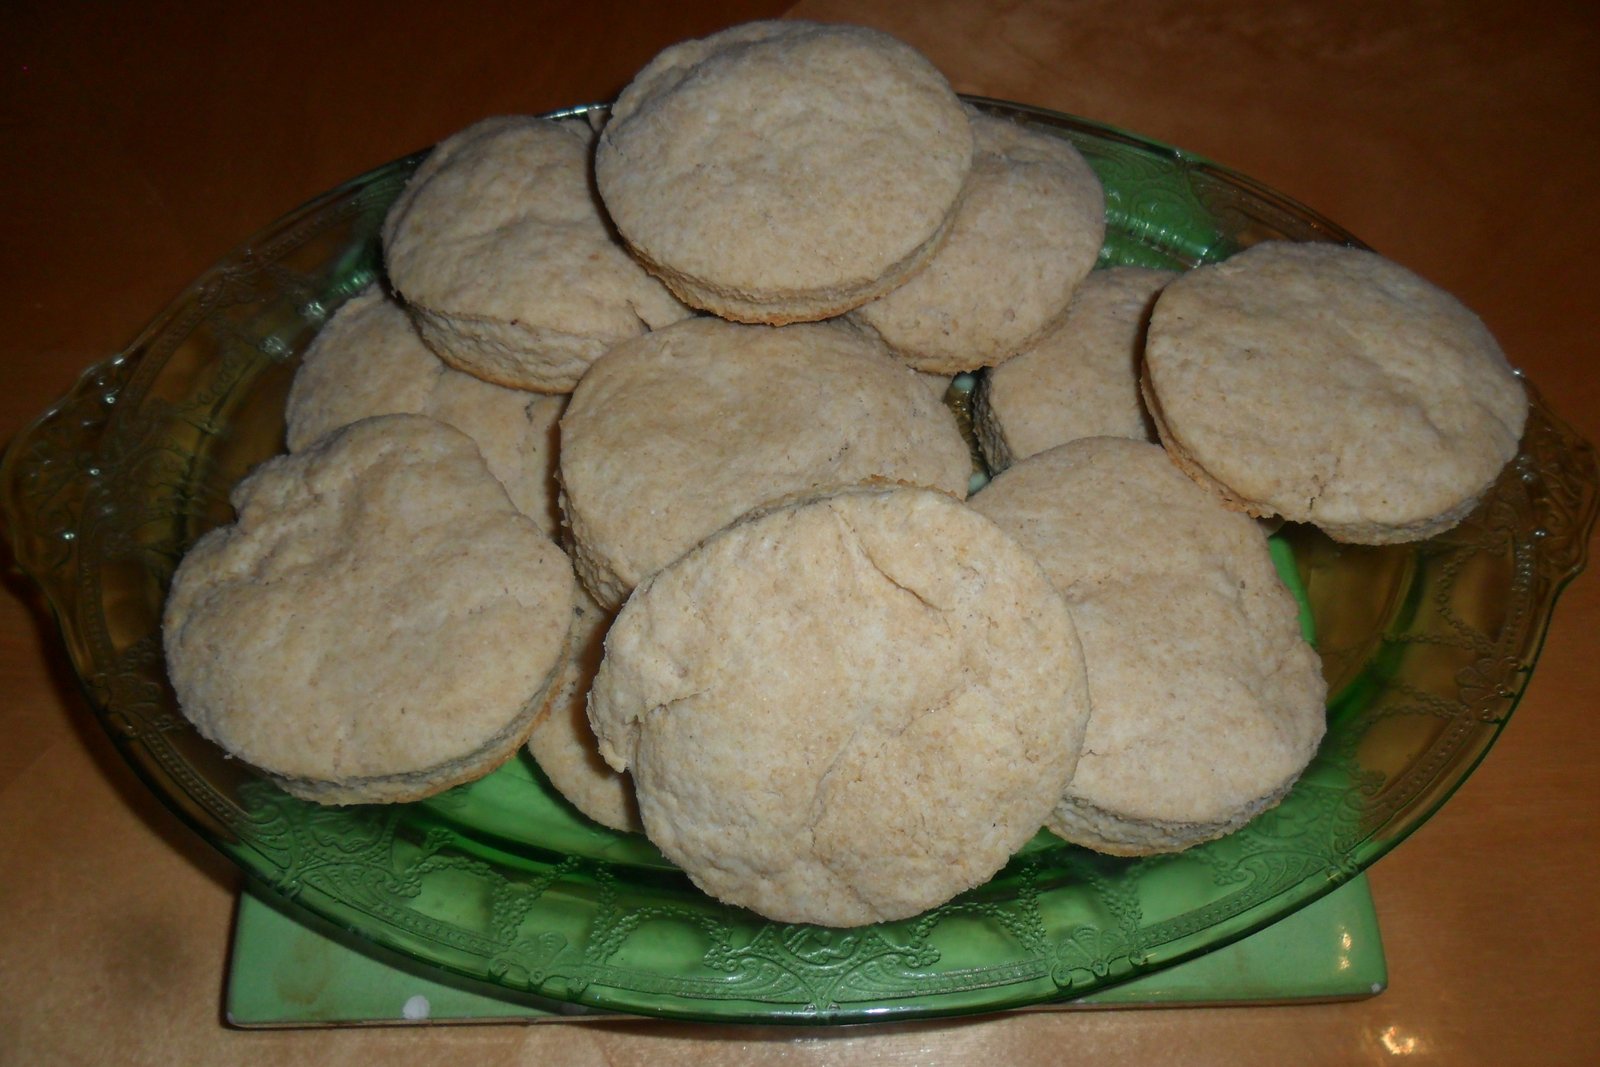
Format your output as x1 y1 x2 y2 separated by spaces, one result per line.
162 20 1530 928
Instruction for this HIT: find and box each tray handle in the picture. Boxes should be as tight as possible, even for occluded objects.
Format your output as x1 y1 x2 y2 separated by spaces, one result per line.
2 349 145 649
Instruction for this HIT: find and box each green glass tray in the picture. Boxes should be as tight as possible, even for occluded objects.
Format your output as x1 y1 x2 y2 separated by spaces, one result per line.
226 872 1385 1026
3 99 1595 1025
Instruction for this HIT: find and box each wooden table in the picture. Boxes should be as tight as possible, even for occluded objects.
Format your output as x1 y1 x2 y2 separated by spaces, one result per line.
3 2 1596 1062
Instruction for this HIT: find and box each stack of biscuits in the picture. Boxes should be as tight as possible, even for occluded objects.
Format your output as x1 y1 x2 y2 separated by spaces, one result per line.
161 20 1529 927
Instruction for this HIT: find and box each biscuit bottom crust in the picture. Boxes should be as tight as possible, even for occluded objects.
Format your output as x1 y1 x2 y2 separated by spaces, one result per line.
1048 781 1296 857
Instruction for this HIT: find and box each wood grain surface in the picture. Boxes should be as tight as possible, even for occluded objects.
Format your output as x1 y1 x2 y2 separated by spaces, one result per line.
2 1 1596 1063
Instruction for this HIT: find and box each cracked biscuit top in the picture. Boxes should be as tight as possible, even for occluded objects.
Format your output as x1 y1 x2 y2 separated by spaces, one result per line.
1142 241 1527 543
594 20 973 324
586 485 1089 927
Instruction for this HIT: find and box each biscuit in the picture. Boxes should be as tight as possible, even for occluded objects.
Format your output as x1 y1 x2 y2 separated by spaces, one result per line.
595 21 973 324
1142 241 1528 543
917 370 955 404
587 485 1090 926
849 109 1106 373
970 437 1326 855
285 284 566 537
163 415 576 804
974 267 1174 471
382 116 691 392
559 317 973 609
525 587 641 832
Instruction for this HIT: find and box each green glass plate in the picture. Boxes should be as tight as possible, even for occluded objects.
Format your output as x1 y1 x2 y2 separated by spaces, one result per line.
224 873 1385 1026
3 99 1595 1025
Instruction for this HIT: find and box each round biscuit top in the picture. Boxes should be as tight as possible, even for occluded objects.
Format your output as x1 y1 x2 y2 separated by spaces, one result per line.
595 21 973 323
1143 241 1528 543
382 116 690 391
971 438 1326 851
975 267 1175 471
163 415 576 801
558 317 973 609
848 109 1106 373
285 285 567 537
587 485 1090 927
